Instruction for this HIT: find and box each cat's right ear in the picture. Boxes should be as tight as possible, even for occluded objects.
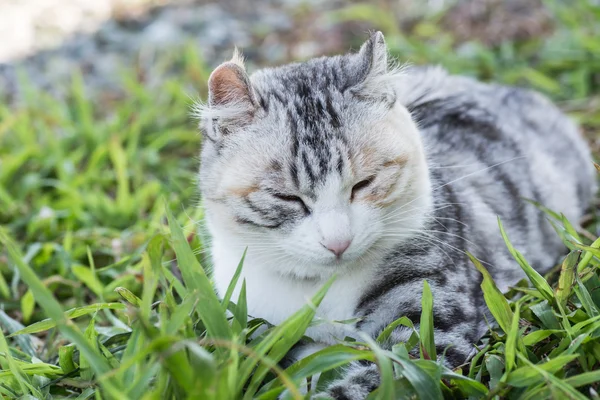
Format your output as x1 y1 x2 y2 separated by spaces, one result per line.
358 31 388 80
208 50 256 109
201 50 257 139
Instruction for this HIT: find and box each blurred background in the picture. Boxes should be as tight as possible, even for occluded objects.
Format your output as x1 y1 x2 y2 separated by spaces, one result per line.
2 0 599 105
1 0 599 316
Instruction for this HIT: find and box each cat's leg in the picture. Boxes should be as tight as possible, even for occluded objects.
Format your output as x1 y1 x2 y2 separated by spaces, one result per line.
432 327 481 367
318 296 482 400
318 332 476 400
278 342 327 399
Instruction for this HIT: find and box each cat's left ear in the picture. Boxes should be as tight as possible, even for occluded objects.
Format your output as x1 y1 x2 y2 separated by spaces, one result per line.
357 31 388 82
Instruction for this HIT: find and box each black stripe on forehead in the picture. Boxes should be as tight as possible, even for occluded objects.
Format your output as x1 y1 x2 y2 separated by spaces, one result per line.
325 96 342 128
285 96 334 186
286 106 350 187
289 162 300 188
336 147 345 175
261 59 353 187
292 140 351 187
300 150 317 185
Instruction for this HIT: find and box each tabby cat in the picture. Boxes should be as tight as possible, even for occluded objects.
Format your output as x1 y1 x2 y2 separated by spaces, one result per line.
196 32 596 399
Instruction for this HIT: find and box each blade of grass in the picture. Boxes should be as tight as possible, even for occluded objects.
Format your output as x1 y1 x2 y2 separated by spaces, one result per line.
233 279 248 331
80 319 99 381
259 345 375 396
498 218 554 302
221 249 246 313
574 277 599 317
517 353 587 400
164 202 231 344
376 316 416 344
385 346 444 400
555 251 579 308
358 334 396 400
577 236 600 272
420 280 436 360
0 328 32 396
504 302 520 373
506 354 580 387
0 228 123 397
242 276 335 399
9 303 126 336
523 329 563 346
468 252 513 334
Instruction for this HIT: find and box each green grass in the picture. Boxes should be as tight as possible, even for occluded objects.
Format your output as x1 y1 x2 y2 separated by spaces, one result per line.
1 1 600 399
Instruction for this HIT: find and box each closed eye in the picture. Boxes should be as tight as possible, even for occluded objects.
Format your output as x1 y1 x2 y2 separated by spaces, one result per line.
273 193 311 214
351 176 375 201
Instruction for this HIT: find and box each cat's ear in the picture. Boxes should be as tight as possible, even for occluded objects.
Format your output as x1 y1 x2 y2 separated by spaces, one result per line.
354 31 398 102
357 31 388 81
201 49 258 139
208 49 257 109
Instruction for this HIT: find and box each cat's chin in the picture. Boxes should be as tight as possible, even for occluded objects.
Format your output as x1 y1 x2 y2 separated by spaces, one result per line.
271 253 368 282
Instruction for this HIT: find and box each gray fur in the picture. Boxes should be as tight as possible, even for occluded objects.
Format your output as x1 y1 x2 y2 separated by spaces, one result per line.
197 32 596 399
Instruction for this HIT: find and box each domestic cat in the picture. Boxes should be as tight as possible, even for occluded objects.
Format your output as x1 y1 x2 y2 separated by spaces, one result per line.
196 32 596 399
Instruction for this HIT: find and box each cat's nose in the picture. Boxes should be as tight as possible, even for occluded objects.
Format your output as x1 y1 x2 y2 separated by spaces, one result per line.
322 239 352 257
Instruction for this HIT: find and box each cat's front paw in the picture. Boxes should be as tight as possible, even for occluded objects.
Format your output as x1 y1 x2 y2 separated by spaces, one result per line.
321 381 375 400
319 361 380 400
309 393 334 400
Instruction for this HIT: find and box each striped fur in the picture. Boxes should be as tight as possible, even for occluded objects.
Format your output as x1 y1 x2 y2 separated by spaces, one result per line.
197 32 596 399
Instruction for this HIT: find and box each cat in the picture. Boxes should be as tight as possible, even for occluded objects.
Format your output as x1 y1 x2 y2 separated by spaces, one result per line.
196 32 596 399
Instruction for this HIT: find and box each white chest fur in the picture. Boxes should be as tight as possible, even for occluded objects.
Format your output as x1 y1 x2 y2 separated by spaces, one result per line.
211 242 376 343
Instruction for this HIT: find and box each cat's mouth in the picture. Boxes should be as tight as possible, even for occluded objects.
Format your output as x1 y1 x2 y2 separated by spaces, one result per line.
320 258 346 268
316 251 365 270
267 246 376 281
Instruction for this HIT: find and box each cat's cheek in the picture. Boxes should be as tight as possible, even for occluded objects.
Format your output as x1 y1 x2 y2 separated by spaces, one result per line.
347 203 384 255
277 218 329 261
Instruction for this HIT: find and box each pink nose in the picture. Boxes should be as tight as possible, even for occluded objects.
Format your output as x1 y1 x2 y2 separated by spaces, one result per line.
322 239 352 257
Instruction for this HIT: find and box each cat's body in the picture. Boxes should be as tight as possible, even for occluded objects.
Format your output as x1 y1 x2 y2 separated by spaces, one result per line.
198 33 595 399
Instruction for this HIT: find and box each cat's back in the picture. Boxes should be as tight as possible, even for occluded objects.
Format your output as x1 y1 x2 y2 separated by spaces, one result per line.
398 66 595 278
400 65 595 217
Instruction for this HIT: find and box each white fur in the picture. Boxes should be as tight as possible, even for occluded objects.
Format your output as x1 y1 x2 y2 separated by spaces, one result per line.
210 232 378 342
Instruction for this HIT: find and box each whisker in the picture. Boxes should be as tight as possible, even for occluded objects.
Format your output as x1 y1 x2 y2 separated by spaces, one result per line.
429 162 489 169
382 228 480 250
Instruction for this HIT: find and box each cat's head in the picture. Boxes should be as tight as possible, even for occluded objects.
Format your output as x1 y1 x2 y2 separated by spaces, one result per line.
197 32 432 280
